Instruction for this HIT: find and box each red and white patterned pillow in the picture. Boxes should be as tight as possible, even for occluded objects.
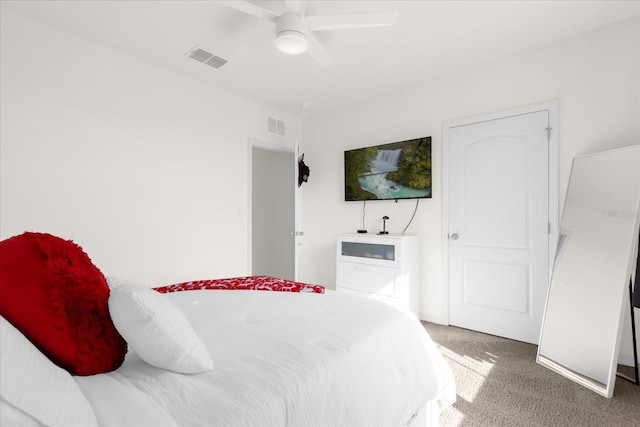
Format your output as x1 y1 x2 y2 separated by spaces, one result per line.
154 276 325 294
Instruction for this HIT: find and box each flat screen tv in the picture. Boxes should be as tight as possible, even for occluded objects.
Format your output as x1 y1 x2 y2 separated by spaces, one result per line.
344 136 432 201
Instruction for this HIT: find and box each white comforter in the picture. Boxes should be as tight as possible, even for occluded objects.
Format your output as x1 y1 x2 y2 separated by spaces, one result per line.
75 290 455 427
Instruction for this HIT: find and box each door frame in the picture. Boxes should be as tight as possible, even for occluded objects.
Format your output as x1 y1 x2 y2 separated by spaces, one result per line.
441 100 559 326
247 138 298 280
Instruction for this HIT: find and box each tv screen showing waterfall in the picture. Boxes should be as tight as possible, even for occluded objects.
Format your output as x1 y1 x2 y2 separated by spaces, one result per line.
344 136 432 201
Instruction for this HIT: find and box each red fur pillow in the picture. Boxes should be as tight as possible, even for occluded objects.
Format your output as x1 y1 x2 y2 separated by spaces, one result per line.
0 232 127 375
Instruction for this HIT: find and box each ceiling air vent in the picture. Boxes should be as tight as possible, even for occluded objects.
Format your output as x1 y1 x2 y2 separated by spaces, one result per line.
268 117 285 137
186 46 228 69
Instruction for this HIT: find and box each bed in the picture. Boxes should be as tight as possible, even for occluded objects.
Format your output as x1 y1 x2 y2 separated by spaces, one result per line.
0 232 455 427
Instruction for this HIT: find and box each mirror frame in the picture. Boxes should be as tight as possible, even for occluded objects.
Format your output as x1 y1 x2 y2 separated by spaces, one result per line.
537 145 640 398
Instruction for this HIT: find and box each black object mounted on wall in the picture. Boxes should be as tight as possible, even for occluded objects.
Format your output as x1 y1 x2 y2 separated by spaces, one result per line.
298 154 310 187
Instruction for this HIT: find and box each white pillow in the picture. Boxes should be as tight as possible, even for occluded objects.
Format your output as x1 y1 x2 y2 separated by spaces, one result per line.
108 284 214 374
0 316 98 427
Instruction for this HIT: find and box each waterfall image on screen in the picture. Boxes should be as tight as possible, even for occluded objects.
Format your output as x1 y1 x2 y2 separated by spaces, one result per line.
344 136 432 201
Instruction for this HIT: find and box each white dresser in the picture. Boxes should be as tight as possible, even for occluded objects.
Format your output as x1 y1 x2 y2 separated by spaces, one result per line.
336 233 420 317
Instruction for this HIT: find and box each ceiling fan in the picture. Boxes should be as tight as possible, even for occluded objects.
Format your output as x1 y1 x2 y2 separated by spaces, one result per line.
218 0 398 67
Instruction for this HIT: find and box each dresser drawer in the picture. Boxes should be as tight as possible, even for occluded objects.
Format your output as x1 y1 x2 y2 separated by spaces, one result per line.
336 262 400 296
336 236 401 268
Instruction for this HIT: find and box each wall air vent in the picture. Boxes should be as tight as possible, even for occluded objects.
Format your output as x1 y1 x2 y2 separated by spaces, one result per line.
186 46 228 69
268 117 285 137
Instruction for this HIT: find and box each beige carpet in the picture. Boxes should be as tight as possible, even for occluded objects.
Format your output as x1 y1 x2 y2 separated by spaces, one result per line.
422 322 640 427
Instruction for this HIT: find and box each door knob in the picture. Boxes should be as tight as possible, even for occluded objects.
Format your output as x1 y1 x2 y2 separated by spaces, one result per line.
295 231 305 236
450 233 459 240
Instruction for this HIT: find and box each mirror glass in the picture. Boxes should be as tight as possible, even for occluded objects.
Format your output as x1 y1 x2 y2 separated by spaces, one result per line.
537 145 640 397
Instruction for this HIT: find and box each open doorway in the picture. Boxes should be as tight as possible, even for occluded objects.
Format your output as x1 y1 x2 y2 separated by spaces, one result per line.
249 140 296 280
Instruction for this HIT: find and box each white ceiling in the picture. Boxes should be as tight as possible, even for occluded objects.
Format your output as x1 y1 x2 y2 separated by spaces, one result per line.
3 0 639 116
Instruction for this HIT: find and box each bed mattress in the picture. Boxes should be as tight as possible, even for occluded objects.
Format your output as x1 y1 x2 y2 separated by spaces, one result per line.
75 289 455 426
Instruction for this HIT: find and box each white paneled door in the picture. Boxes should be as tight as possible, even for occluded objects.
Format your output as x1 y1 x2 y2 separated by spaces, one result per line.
447 110 550 344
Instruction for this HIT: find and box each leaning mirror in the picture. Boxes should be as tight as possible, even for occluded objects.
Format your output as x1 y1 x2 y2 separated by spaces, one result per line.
537 145 640 398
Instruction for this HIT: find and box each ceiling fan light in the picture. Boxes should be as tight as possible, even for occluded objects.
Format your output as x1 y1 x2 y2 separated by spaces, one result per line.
276 30 307 54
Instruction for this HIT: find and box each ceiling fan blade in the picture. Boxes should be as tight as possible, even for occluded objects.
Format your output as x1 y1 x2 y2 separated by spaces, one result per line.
306 31 335 68
218 0 279 23
307 11 398 31
284 0 308 15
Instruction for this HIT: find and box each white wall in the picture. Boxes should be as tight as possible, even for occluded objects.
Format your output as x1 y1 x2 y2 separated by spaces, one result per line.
0 9 302 286
2 7 638 365
299 17 639 361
